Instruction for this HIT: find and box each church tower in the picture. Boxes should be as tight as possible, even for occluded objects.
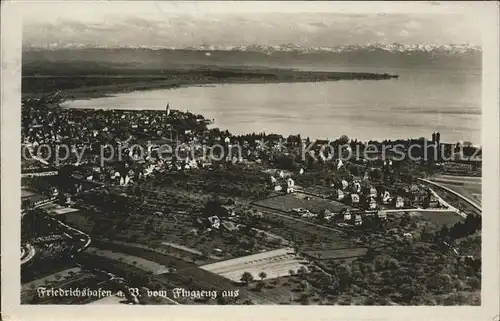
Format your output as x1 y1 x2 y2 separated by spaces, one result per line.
166 103 171 116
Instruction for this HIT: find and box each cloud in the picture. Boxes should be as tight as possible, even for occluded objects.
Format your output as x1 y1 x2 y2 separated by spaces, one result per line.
309 22 328 28
404 20 422 30
22 12 481 48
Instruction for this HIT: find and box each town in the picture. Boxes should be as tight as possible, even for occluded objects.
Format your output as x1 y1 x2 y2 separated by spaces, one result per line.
21 94 482 306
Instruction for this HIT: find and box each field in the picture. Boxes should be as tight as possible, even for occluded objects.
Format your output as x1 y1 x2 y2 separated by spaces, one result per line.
253 193 347 214
431 175 482 205
303 248 368 260
80 241 287 304
86 247 172 275
51 206 81 215
200 248 309 282
21 189 37 198
429 186 481 216
411 210 464 227
63 190 286 262
22 267 84 292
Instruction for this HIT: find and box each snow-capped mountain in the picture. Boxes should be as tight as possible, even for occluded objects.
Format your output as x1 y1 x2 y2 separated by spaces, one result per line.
23 42 481 73
24 42 481 55
164 43 480 55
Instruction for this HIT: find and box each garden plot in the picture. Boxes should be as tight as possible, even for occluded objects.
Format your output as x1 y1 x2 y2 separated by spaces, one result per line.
254 193 347 214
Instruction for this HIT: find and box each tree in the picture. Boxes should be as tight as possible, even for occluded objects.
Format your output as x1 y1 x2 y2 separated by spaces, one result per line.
299 293 310 305
297 266 308 277
299 280 310 292
364 247 376 261
258 271 267 281
240 271 254 285
202 197 224 218
217 295 228 305
467 276 480 290
339 135 350 145
309 233 318 245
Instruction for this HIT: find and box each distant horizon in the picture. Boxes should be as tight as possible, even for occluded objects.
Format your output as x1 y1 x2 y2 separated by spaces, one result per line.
22 42 482 51
22 2 481 49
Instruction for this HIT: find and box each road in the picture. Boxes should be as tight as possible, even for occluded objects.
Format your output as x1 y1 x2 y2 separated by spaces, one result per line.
384 208 457 213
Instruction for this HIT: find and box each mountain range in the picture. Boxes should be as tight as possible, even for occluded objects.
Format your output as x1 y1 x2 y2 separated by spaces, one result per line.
24 43 481 54
22 43 481 73
187 43 481 55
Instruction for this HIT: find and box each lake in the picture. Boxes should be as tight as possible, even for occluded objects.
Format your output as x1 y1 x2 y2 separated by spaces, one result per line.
61 68 481 144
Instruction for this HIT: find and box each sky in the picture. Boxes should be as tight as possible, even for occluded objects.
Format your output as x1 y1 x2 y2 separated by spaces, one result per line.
21 1 483 49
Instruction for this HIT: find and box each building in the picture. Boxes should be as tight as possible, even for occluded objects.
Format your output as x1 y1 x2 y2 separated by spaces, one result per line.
368 197 377 210
395 196 404 208
286 178 295 194
337 189 345 201
353 181 361 193
351 193 360 206
207 216 221 229
354 214 363 226
323 209 334 221
343 209 352 221
377 210 387 220
221 205 236 217
382 190 392 204
403 233 413 241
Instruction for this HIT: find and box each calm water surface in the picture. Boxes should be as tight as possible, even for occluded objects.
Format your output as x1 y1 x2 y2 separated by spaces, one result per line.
62 68 481 144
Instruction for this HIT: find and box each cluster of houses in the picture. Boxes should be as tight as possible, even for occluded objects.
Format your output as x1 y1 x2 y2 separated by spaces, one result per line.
332 179 440 210
332 179 405 210
191 204 242 233
339 208 388 226
268 170 296 194
289 206 388 228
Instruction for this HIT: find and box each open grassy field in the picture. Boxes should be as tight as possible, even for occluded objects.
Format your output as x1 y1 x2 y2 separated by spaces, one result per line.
21 189 37 198
86 247 172 275
431 175 482 205
411 210 464 227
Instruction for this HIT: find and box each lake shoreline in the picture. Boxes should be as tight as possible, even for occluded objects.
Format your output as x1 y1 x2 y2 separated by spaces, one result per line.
59 78 401 102
22 67 398 101
55 72 479 144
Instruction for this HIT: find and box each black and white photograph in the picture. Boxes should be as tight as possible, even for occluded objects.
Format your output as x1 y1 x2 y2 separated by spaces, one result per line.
1 1 499 317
